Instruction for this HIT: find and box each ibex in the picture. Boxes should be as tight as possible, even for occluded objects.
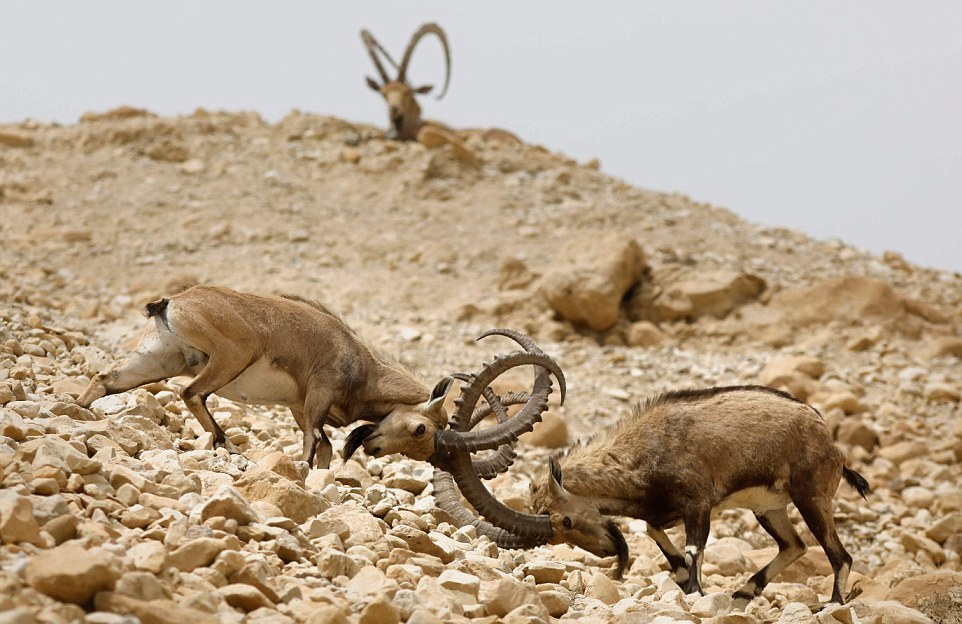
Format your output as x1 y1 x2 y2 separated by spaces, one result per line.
76 285 457 469
429 385 870 607
361 23 521 162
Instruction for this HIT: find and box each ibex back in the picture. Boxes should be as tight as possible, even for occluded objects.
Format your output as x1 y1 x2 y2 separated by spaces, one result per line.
77 286 453 468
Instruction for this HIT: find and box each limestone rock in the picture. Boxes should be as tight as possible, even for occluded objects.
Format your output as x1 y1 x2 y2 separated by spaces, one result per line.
24 544 119 604
705 538 752 576
521 560 566 584
771 276 920 331
540 233 645 331
94 592 220 624
304 605 350 624
926 512 962 544
167 537 228 572
438 569 480 597
481 576 540 617
758 355 824 400
235 465 329 524
199 485 260 525
217 583 275 612
885 571 962 621
586 570 621 605
359 595 400 624
0 491 43 545
878 440 929 465
630 268 765 323
625 320 667 348
777 603 818 624
924 382 960 403
834 418 879 451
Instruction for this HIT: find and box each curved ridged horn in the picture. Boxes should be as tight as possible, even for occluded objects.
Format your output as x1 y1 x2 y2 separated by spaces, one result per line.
444 380 524 478
439 351 564 453
433 470 543 548
477 328 547 357
397 22 451 99
360 29 392 84
470 389 529 430
468 388 524 479
433 434 552 544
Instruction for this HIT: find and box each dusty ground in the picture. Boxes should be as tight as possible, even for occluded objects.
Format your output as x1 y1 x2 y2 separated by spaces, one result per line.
1 108 961 623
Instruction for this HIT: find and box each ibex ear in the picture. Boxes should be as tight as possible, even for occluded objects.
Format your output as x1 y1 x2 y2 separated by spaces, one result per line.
423 376 453 427
548 456 569 502
414 84 434 95
366 76 382 92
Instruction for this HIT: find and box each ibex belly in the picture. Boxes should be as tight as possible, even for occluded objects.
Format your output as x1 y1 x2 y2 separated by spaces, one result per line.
215 357 302 407
716 486 790 514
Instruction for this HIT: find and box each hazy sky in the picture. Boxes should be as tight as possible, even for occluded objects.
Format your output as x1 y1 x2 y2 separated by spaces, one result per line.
2 2 960 273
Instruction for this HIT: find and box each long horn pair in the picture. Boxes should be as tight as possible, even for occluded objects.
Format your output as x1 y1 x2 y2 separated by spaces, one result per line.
360 29 393 84
431 329 563 547
398 22 451 99
436 352 565 453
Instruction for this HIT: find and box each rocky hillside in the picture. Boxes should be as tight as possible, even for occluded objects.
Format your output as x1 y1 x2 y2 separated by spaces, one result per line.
1 108 961 623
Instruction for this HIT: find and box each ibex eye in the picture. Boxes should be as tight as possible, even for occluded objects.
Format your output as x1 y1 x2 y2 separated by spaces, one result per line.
562 516 572 529
414 424 427 437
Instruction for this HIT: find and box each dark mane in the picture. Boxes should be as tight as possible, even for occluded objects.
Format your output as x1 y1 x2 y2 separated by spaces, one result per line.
646 384 809 410
281 293 422 383
281 294 348 327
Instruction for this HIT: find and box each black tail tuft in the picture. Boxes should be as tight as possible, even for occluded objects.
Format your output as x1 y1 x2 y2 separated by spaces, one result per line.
144 298 170 330
144 298 169 318
843 466 870 499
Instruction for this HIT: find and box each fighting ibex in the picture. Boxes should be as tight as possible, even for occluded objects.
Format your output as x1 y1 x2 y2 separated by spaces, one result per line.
76 285 456 469
430 385 870 607
361 23 521 161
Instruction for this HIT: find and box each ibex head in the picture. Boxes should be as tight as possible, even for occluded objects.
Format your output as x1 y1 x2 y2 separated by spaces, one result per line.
361 23 451 140
344 376 454 461
530 457 630 577
345 329 564 465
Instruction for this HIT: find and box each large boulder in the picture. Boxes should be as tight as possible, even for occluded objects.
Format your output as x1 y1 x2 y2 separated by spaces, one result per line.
539 233 645 331
886 571 962 623
771 276 943 334
629 268 765 323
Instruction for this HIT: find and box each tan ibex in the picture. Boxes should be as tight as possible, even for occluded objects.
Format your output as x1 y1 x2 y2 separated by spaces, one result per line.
76 285 459 469
431 385 870 607
361 23 521 162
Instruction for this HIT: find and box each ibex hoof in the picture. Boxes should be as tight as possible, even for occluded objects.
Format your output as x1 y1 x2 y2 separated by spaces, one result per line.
216 437 241 455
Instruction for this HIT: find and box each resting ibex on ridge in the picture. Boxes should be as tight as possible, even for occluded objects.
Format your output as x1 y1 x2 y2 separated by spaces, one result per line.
427 385 870 607
361 23 521 162
76 285 459 469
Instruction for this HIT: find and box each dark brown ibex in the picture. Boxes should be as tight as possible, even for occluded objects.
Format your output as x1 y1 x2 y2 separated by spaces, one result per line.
361 23 521 161
433 385 870 607
76 285 455 469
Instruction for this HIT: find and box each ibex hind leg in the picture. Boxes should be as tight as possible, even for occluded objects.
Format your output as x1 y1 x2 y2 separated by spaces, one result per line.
181 348 252 454
791 484 853 605
77 324 189 407
733 507 807 607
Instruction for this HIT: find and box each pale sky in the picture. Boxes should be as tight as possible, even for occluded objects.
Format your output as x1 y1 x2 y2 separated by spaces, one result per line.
2 2 960 273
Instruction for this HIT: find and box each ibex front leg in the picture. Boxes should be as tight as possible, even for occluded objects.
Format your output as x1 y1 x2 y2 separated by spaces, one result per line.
681 506 711 595
180 349 250 454
302 388 334 469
